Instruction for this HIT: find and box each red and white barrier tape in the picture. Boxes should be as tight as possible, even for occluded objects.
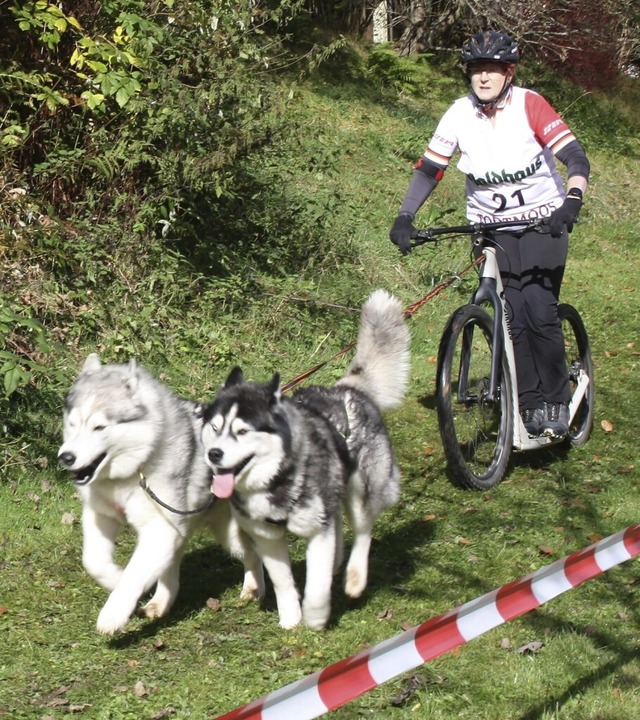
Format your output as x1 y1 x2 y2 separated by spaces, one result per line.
214 524 640 720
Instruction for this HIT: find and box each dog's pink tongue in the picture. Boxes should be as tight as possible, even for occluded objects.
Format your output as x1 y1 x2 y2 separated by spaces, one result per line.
212 472 235 499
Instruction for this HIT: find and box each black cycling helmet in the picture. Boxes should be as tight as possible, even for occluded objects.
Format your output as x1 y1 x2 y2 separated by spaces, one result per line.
461 30 520 65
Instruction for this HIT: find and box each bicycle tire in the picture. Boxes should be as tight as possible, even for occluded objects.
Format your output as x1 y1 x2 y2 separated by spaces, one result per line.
436 305 514 490
559 303 594 446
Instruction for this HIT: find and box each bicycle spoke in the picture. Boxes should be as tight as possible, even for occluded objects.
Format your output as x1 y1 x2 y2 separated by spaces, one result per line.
437 306 513 489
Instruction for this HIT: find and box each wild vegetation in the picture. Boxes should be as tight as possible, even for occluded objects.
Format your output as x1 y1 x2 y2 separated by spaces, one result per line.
1 2 639 719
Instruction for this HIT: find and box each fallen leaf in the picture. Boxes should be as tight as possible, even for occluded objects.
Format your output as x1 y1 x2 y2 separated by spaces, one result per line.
456 536 472 545
151 708 177 719
587 533 602 543
61 512 76 525
601 419 614 433
617 464 635 474
206 597 221 612
0 607 8 615
538 546 554 556
501 638 512 650
516 641 544 655
423 514 437 521
390 674 424 707
377 608 393 620
47 698 69 708
133 681 148 698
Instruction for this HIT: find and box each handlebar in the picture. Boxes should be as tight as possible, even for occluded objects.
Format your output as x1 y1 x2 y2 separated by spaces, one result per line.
412 218 549 246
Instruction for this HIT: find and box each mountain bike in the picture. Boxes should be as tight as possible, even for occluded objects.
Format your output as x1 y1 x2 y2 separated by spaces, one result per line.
413 218 594 490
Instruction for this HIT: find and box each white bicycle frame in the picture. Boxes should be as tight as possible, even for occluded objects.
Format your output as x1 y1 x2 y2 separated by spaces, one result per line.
479 244 591 451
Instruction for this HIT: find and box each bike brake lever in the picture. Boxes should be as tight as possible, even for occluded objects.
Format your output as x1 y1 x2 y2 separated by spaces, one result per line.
411 230 438 247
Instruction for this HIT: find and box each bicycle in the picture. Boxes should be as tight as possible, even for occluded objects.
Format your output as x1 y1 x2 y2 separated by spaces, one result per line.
413 218 594 490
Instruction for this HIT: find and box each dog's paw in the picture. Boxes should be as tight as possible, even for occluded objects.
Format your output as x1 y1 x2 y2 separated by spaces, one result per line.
141 600 168 620
279 614 302 630
96 608 129 635
240 565 266 600
278 603 302 629
239 569 266 601
239 585 263 601
96 595 136 635
344 566 367 599
302 605 329 631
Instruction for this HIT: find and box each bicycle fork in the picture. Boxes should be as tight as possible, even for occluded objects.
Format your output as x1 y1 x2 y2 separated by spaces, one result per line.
458 275 504 403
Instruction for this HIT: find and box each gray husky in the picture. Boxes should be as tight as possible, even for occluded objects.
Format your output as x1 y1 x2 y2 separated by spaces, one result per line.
198 289 410 630
58 354 264 635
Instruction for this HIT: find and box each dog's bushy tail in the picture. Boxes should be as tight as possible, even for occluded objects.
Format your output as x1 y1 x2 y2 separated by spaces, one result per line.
337 289 410 411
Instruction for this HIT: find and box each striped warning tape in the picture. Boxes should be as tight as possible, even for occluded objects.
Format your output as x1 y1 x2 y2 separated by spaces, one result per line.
213 523 640 720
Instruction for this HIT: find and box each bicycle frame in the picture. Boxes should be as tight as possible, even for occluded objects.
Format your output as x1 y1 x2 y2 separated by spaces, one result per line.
474 240 591 450
415 220 591 452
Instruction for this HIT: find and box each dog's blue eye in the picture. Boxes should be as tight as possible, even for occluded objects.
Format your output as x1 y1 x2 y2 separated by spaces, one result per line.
236 428 247 436
93 425 106 432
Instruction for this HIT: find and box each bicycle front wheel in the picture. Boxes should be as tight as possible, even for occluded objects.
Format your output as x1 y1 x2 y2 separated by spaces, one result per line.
436 305 514 490
559 303 594 446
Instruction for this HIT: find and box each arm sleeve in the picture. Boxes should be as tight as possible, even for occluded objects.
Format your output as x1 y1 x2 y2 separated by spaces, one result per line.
398 104 457 218
399 158 443 217
555 139 590 180
525 90 576 154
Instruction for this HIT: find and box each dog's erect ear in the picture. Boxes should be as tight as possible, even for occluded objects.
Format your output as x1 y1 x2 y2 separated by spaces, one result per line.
224 366 244 388
125 358 140 393
82 353 102 374
267 372 281 406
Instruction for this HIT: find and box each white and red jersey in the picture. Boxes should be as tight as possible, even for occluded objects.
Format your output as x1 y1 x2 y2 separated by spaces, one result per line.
423 86 577 223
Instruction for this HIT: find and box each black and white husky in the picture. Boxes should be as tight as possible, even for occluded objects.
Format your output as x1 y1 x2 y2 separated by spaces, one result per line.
198 289 410 629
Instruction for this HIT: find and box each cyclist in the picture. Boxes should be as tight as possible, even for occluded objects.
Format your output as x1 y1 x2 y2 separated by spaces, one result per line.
390 29 590 439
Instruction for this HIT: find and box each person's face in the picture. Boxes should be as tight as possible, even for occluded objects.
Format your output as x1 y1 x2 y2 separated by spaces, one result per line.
467 61 515 103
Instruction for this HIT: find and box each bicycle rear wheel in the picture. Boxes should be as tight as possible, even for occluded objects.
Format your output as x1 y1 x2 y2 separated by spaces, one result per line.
559 303 594 446
436 305 514 490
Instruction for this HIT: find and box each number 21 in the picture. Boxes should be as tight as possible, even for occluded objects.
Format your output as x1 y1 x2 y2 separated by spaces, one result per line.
493 189 525 212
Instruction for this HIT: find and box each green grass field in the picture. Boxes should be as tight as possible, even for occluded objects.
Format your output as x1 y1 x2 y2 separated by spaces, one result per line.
2 64 639 720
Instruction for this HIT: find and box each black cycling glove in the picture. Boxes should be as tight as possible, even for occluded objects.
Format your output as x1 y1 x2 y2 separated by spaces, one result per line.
389 213 416 255
549 191 583 237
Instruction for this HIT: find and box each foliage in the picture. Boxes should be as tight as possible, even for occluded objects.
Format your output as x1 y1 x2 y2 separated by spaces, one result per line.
0 302 56 397
1 1 300 224
321 0 640 88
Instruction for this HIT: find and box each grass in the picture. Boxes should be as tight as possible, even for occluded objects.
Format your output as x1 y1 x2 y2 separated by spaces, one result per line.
2 59 640 720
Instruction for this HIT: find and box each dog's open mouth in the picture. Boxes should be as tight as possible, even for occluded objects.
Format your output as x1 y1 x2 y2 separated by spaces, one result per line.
212 455 253 499
72 453 107 485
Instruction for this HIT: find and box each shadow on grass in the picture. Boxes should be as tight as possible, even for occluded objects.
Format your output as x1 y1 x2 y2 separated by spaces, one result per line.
106 515 438 647
418 389 589 490
514 607 640 720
